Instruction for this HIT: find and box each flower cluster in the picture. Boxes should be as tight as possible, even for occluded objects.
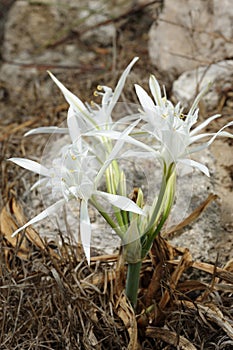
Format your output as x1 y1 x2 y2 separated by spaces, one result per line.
9 57 233 274
9 57 144 263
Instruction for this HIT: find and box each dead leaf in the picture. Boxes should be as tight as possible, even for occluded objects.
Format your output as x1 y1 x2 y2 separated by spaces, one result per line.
0 202 29 259
159 248 193 310
115 293 139 350
168 259 233 284
146 326 197 350
0 117 40 142
164 193 218 239
0 198 59 261
176 300 233 340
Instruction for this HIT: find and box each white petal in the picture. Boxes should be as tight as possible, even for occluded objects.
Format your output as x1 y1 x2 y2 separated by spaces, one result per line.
107 57 139 115
30 177 49 190
67 107 81 144
149 75 162 106
8 158 50 177
121 150 160 159
25 127 68 136
190 114 221 136
190 133 215 143
95 191 145 215
94 120 140 185
189 130 233 144
80 199 91 264
188 82 212 116
85 129 155 154
12 199 65 237
179 158 210 176
135 84 155 112
189 121 233 154
48 71 88 115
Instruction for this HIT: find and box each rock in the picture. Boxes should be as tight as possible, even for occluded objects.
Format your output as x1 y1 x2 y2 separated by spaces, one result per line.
2 0 81 63
172 60 233 110
149 0 233 79
0 0 126 101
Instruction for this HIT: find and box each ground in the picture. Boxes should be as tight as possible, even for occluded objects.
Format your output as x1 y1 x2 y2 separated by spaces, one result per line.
0 1 233 349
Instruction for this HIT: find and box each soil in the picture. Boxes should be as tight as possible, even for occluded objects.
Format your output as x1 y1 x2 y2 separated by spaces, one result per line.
0 1 232 349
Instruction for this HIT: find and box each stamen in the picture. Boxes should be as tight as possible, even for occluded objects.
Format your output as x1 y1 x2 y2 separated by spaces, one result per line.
179 113 186 120
93 90 99 97
97 85 103 91
71 155 76 160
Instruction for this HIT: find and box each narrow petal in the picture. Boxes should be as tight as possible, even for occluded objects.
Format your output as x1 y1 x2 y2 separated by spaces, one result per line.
188 82 212 116
67 107 81 144
8 158 50 177
149 75 162 106
12 199 65 237
121 150 160 159
189 121 233 154
190 132 215 143
85 129 155 155
80 199 91 264
25 127 68 136
48 71 88 116
135 84 155 112
107 57 139 115
94 120 140 185
179 158 210 176
189 130 233 144
30 177 49 190
190 114 221 136
95 191 145 215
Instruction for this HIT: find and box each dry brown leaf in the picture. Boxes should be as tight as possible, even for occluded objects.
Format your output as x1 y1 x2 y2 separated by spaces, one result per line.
0 117 40 142
115 293 139 350
168 259 233 284
11 198 46 251
0 202 29 259
146 326 197 349
164 193 218 238
177 300 233 340
159 248 193 310
223 258 233 272
0 198 60 261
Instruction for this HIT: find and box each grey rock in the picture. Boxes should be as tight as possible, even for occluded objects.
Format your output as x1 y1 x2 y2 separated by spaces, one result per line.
149 0 233 79
172 60 233 110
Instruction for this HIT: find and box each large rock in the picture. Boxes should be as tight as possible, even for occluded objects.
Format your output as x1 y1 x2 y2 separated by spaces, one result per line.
0 0 117 104
149 0 233 79
172 60 233 110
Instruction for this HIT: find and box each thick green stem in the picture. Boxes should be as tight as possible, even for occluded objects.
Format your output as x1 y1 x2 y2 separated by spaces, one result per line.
125 260 142 309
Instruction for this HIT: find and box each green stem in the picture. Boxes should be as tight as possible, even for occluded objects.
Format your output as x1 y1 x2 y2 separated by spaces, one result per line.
125 260 142 309
146 163 174 235
141 170 176 258
90 197 123 239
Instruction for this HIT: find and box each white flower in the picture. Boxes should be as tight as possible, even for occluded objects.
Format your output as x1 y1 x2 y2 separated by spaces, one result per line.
9 121 144 263
24 58 140 192
25 57 139 138
135 75 233 176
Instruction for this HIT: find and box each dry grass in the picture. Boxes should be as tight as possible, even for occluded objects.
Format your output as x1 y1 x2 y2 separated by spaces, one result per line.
0 199 233 349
